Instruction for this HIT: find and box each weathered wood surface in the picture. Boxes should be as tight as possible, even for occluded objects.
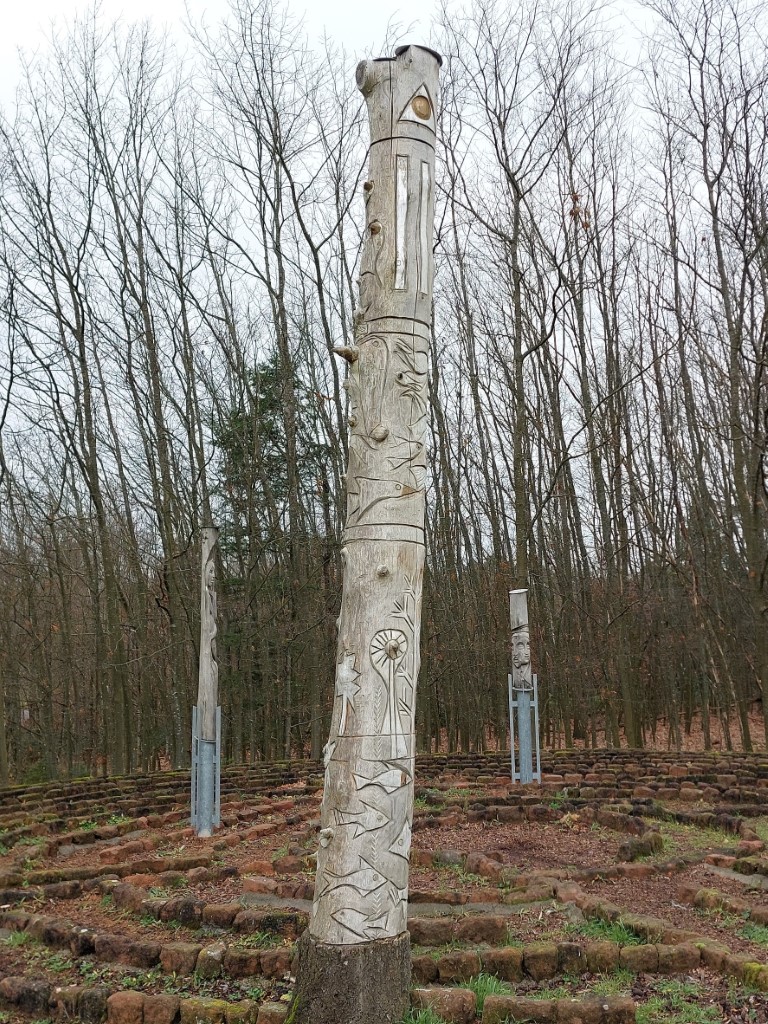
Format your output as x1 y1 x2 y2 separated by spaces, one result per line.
197 527 219 741
309 45 441 947
509 588 532 691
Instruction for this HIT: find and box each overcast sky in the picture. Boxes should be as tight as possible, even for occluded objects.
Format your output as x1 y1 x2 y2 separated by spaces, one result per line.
1 0 659 114
0 0 440 109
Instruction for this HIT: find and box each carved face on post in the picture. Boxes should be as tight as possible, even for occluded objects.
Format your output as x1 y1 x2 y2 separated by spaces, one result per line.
511 627 532 690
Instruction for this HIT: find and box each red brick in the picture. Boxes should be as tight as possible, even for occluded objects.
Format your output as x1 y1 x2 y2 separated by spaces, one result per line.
411 987 476 1024
481 946 524 982
464 852 504 881
436 950 481 983
255 1006 287 1024
408 917 454 945
554 998 603 1024
143 995 180 1024
455 914 507 944
202 902 241 927
483 996 554 1023
241 860 275 876
619 945 658 972
222 947 261 978
242 876 278 894
524 942 559 981
260 948 292 979
411 955 439 984
160 943 201 976
107 992 145 1024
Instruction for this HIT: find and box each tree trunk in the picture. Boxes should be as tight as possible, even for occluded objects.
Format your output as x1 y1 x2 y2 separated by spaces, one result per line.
292 44 440 1024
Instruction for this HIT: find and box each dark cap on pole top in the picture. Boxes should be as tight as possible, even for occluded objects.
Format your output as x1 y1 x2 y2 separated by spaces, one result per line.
394 44 443 66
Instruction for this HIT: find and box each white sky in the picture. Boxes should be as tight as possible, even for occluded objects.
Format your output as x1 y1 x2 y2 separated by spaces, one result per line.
0 0 438 109
0 0 659 115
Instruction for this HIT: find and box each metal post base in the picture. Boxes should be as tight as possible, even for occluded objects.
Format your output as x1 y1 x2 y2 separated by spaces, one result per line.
509 674 542 784
191 706 222 835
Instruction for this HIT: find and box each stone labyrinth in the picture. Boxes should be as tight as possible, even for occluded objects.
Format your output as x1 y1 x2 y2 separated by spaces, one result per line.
2 753 768 1023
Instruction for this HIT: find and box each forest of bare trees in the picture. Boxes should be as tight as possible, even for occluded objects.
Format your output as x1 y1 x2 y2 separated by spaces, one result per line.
0 0 765 782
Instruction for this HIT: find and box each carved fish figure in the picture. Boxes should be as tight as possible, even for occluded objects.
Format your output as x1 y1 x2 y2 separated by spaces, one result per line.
336 801 391 838
353 768 406 793
389 818 412 861
331 907 391 941
317 863 388 900
348 477 419 524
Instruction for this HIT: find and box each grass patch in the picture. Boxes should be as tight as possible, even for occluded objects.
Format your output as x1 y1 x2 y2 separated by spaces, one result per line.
399 1011 447 1024
636 978 718 1024
564 918 641 945
525 982 572 1000
462 973 512 1011
108 813 131 826
30 948 72 973
235 931 283 950
657 820 736 853
444 865 488 887
78 820 99 832
591 969 634 996
739 921 768 945
4 931 32 947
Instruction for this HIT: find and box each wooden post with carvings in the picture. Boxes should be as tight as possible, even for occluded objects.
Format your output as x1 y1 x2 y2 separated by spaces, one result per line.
191 527 221 838
290 44 441 1024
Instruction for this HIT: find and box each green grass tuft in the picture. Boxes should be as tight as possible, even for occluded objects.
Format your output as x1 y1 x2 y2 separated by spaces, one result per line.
462 973 512 1011
564 917 641 945
636 978 719 1024
399 1011 447 1024
739 921 768 945
591 968 634 995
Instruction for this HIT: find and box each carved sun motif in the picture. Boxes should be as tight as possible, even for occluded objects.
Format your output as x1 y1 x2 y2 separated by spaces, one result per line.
335 653 361 735
370 629 408 664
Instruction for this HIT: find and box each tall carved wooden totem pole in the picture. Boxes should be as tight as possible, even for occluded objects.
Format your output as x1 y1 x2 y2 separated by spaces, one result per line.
291 44 441 1024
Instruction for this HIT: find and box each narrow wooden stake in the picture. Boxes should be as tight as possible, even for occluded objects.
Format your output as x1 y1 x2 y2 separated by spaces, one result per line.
192 526 220 837
291 44 441 1024
509 588 534 784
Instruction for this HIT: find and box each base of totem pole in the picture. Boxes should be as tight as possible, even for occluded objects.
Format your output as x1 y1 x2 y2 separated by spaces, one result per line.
289 930 410 1024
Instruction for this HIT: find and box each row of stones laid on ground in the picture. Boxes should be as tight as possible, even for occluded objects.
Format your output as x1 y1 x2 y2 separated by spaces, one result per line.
0 791 318 865
679 884 768 925
556 877 768 990
0 774 319 839
0 834 319 901
412 987 634 1024
0 843 693 924
0 799 304 854
0 898 697 988
0 974 636 1024
417 773 768 806
413 787 765 851
0 976 288 1024
45 794 313 856
0 777 316 843
0 903 299 976
0 761 314 810
7 747 768 816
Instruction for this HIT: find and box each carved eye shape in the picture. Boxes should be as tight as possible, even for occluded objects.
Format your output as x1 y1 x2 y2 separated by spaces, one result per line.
411 95 432 120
